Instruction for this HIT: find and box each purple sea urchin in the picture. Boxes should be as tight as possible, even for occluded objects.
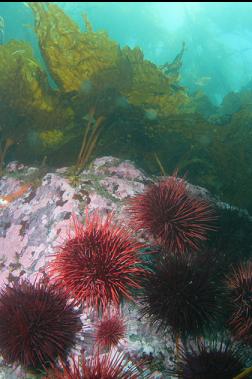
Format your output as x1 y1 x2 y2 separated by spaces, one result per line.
228 261 252 345
0 279 81 371
173 340 245 379
141 252 221 336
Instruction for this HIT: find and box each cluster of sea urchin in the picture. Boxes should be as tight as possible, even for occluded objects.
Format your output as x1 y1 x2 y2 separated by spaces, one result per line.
2 169 250 378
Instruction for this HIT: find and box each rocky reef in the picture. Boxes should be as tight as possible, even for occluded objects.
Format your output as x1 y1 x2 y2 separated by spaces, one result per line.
0 157 252 378
0 157 172 378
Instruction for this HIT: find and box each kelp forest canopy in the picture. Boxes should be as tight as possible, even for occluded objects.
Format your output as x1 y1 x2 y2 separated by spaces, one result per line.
0 2 252 212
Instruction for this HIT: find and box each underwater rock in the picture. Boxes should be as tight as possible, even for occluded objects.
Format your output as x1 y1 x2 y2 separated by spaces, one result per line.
0 157 170 378
88 156 148 181
5 162 26 174
0 157 151 289
0 156 251 379
0 155 248 291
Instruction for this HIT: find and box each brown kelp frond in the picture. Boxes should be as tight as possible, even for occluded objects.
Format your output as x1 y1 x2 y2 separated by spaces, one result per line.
76 108 105 173
0 137 14 175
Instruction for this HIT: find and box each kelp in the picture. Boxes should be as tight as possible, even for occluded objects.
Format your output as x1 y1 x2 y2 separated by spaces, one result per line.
0 39 76 164
159 41 185 81
29 3 187 116
0 40 54 167
0 138 14 175
0 3 251 214
219 89 252 115
181 90 218 118
209 107 252 210
0 40 54 125
29 2 123 93
76 108 106 173
121 46 188 115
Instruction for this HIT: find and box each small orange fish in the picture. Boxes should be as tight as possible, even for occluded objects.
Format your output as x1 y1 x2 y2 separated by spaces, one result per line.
0 184 31 208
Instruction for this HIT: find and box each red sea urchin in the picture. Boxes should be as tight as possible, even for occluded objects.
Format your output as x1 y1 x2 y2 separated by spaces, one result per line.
0 279 81 371
45 351 142 379
94 311 126 350
228 261 252 345
127 174 216 253
49 212 146 311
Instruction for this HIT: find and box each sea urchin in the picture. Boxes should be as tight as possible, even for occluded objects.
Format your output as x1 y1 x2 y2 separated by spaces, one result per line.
0 279 81 371
127 174 216 253
45 351 142 379
141 252 221 337
49 212 146 311
94 311 126 350
227 261 252 345
173 340 245 379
